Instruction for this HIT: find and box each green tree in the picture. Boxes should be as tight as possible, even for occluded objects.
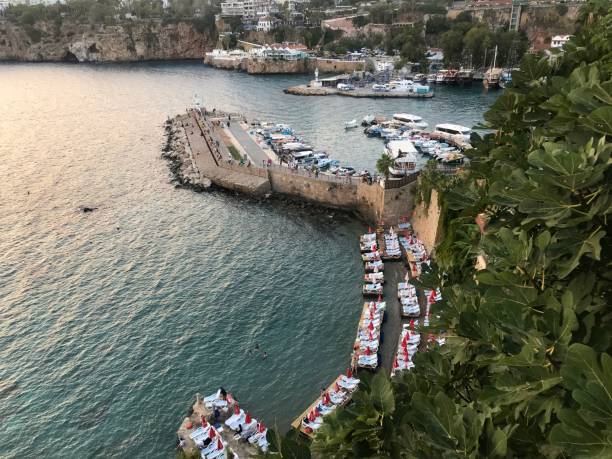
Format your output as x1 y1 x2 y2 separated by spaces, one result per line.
268 1 612 457
440 28 464 66
463 25 491 68
376 153 394 178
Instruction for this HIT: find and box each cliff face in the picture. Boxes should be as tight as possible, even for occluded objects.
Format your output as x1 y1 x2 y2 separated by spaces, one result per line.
0 19 213 62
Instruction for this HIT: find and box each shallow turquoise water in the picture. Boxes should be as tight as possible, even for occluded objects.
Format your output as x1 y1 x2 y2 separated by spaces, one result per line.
0 62 496 458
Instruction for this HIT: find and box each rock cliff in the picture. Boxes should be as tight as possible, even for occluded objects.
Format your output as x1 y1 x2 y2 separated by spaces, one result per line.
0 19 213 62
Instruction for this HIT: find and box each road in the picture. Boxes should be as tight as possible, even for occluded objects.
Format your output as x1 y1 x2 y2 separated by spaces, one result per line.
227 122 270 164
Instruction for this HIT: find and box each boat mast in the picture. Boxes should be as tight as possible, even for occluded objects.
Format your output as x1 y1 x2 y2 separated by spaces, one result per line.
492 45 498 69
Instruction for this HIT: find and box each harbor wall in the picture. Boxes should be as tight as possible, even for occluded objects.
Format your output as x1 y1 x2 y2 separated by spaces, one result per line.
204 55 365 74
267 169 415 222
246 58 311 74
313 58 365 73
410 188 442 252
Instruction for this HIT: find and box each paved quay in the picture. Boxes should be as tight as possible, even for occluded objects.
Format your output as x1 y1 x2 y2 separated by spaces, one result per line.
378 261 408 373
228 121 270 164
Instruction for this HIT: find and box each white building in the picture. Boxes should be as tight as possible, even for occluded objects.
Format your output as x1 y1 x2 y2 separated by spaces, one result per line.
256 16 275 32
551 35 571 49
221 0 274 20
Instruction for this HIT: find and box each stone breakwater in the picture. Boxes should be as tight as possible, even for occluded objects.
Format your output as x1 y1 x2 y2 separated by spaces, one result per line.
162 119 212 192
167 109 420 223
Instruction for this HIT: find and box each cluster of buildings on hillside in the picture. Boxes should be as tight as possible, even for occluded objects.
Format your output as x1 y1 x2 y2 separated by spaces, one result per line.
219 0 310 32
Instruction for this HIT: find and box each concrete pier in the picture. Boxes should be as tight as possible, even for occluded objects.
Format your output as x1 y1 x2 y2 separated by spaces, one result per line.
285 85 435 99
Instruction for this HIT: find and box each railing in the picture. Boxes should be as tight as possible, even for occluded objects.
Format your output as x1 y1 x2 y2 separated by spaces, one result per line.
383 172 420 189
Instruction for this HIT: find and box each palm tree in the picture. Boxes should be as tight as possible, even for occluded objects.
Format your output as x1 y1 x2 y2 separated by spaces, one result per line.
376 152 394 179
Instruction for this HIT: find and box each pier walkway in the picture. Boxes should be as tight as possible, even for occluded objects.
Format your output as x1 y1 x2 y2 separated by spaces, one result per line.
378 261 408 373
228 122 270 164
181 112 271 195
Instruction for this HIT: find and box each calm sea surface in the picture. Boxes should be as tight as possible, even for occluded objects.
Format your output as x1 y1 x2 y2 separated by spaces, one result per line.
0 62 498 458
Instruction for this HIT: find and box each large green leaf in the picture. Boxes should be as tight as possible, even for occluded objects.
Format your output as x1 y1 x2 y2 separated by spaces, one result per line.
370 372 395 415
550 409 612 458
581 106 612 135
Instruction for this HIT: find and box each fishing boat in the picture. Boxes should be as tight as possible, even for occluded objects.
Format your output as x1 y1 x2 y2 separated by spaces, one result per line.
344 119 358 129
392 113 428 129
362 283 383 296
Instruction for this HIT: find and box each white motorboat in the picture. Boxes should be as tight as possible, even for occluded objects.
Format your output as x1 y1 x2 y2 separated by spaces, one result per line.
345 119 358 129
392 113 428 129
433 123 472 141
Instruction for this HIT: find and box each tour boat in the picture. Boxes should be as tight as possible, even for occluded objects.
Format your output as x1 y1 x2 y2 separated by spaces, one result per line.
413 73 427 82
443 69 459 84
457 68 474 85
426 74 436 83
435 70 448 84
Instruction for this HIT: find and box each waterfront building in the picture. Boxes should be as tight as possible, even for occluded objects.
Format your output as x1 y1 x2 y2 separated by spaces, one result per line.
551 34 572 49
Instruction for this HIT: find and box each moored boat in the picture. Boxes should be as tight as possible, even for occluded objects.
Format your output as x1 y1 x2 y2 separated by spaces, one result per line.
362 283 383 296
457 68 474 85
345 119 358 129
